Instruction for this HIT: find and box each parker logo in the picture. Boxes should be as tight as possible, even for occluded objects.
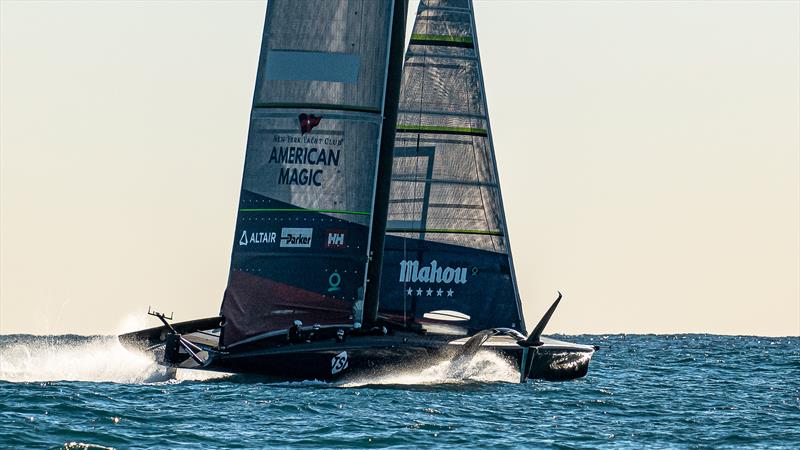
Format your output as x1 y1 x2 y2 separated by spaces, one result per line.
325 230 346 249
298 113 322 135
280 227 313 248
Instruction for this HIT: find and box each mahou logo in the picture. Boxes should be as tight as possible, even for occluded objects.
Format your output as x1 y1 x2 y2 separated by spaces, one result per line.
299 113 322 135
398 260 468 284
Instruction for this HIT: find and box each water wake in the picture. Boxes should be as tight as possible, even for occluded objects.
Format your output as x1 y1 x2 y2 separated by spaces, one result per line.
0 336 226 383
341 350 519 387
1 335 517 386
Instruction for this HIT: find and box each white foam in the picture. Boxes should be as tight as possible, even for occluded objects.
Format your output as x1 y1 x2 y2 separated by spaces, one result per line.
0 336 228 383
340 350 519 387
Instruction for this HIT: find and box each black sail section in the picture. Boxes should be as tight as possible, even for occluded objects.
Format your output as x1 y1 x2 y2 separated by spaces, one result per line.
221 0 396 347
378 0 526 334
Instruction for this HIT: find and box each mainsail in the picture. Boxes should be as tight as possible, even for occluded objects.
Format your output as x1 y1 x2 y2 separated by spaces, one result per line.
220 0 399 347
379 0 525 333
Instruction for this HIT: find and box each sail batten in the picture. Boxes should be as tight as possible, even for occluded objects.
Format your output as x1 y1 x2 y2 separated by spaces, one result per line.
405 52 478 61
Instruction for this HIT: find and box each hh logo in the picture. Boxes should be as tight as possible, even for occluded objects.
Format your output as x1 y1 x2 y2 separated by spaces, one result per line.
299 113 321 135
325 230 346 249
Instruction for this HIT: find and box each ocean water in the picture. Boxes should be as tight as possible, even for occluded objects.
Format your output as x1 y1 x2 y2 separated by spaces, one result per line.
0 334 797 449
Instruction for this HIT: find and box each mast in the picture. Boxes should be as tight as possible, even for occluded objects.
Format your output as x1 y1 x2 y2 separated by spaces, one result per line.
362 0 408 326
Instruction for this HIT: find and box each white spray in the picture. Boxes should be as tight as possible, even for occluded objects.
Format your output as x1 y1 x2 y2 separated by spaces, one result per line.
0 335 229 384
340 350 519 387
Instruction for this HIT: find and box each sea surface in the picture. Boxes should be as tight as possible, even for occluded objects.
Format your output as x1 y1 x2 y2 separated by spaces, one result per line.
0 334 797 449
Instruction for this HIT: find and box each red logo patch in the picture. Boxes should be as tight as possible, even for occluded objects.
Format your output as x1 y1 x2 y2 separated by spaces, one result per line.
299 113 322 135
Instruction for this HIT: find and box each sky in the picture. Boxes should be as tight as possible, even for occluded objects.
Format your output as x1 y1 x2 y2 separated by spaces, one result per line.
1 0 798 337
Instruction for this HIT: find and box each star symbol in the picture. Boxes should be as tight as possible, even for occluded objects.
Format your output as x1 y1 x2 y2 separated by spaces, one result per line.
446 289 454 297
426 288 433 296
406 287 413 295
416 288 423 296
436 288 443 296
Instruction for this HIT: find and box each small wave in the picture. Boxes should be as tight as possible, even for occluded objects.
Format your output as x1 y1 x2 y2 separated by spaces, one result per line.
0 335 228 383
340 350 519 387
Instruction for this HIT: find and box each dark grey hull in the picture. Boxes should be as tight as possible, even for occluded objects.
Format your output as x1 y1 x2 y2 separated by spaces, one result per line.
120 322 595 383
211 336 593 382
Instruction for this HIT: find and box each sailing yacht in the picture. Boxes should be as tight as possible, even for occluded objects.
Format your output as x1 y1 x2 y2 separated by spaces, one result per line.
120 0 596 382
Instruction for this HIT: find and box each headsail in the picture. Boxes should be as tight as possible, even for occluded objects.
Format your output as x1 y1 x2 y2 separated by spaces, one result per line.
220 0 398 347
379 0 525 333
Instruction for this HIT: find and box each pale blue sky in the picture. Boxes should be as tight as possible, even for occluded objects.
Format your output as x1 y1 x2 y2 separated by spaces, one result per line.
1 0 798 336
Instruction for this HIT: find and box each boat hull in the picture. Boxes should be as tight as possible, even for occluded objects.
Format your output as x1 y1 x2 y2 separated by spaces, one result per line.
120 319 595 383
152 333 592 382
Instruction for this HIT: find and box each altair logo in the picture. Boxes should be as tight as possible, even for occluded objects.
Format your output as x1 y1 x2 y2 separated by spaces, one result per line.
238 230 277 246
299 113 321 135
398 260 468 284
280 227 313 248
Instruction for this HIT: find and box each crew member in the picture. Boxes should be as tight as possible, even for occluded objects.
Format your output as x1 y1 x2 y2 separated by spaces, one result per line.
288 320 303 343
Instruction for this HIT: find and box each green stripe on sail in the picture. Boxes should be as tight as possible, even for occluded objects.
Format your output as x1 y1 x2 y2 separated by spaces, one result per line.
409 34 474 49
395 125 488 137
240 208 370 216
410 34 473 44
386 228 503 236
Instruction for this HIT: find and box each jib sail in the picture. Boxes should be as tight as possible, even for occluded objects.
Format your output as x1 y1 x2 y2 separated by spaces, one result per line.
220 0 398 347
379 0 526 333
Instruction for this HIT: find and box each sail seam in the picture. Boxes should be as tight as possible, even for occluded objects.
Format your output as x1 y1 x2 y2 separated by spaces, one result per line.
410 34 472 44
388 199 485 209
406 51 477 62
398 109 486 120
419 5 470 13
391 176 498 188
396 125 487 136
